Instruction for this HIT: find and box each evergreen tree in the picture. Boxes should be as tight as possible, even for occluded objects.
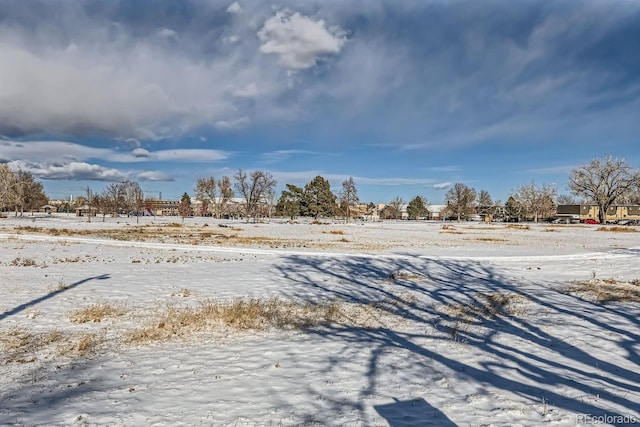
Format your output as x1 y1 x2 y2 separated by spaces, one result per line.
406 195 428 220
178 192 192 222
303 176 336 219
276 184 304 219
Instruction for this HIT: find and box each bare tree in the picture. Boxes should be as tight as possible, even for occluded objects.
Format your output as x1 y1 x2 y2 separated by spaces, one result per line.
556 194 577 205
476 190 493 219
102 183 125 216
569 157 639 224
0 164 18 214
339 177 359 222
445 183 477 221
234 169 277 222
217 176 234 218
385 196 404 220
5 170 47 217
195 177 217 217
511 182 557 222
120 181 144 222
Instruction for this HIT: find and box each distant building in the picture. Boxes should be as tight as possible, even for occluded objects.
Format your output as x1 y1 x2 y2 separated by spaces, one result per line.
557 204 640 223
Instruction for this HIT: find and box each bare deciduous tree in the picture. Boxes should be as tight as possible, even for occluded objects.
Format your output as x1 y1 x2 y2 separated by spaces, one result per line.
195 177 217 217
511 182 557 223
339 177 359 222
476 190 493 219
385 196 404 220
556 194 577 205
234 169 277 222
445 183 476 221
569 156 640 224
217 176 234 218
0 165 18 214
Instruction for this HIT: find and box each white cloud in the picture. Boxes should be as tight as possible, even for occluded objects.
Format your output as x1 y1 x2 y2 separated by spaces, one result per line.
9 160 129 182
433 182 453 190
262 150 315 162
214 117 250 130
153 149 229 162
258 10 346 70
138 171 175 182
132 148 151 158
0 140 229 164
226 2 243 14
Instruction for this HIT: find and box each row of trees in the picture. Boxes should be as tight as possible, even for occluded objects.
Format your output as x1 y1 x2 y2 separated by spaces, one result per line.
275 176 365 221
0 165 48 216
441 157 640 223
3 156 639 224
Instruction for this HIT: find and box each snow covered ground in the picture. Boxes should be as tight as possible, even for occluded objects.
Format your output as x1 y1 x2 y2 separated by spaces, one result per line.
1 214 639 426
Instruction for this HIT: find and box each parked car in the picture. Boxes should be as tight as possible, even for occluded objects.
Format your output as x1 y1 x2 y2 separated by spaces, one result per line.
583 218 599 224
616 219 631 226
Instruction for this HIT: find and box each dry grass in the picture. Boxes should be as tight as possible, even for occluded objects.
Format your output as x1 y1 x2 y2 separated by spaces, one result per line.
506 224 530 230
543 228 559 232
0 329 105 363
126 298 378 345
324 230 345 235
566 278 640 303
597 226 638 233
388 270 423 281
468 237 507 243
446 292 528 320
67 303 126 323
10 257 37 267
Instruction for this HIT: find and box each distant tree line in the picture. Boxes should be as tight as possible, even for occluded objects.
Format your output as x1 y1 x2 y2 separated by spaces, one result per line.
2 156 639 223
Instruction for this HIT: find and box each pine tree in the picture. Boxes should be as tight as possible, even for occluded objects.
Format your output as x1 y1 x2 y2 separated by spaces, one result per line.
303 176 336 219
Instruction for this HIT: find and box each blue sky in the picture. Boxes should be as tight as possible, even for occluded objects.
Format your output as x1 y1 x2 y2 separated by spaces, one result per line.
1 0 639 204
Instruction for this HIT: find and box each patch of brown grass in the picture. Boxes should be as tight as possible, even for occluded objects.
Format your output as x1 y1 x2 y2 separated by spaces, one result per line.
543 228 558 232
324 230 345 235
597 226 638 233
566 278 640 302
506 224 530 230
446 292 528 320
126 298 377 344
67 303 126 323
0 329 105 363
467 237 507 242
10 257 37 267
388 270 423 281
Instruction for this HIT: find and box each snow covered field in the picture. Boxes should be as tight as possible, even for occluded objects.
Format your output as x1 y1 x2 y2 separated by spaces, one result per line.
1 214 639 426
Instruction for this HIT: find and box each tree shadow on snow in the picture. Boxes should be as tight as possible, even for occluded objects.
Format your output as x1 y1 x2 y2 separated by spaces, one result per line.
0 274 111 321
273 254 640 426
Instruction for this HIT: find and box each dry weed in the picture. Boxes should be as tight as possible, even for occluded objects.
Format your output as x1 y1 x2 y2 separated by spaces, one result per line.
10 257 37 267
566 278 640 302
506 224 530 230
324 230 345 235
67 303 126 323
446 292 528 320
468 237 507 242
126 298 378 344
596 226 638 233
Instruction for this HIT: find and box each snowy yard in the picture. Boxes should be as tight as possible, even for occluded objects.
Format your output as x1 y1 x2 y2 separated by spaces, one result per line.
1 215 639 426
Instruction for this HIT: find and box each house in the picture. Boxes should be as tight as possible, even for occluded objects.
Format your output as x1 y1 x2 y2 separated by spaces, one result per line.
75 205 97 217
556 204 640 223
